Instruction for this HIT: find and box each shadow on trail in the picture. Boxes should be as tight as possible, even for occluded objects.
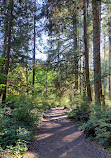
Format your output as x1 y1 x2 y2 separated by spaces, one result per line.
29 107 111 158
45 114 67 119
39 120 74 134
29 119 84 158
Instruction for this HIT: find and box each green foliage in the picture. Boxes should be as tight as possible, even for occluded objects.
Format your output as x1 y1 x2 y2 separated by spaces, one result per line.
0 95 43 156
0 84 5 90
8 65 30 94
61 98 70 109
13 96 39 126
69 93 111 147
0 57 6 95
6 94 18 109
0 124 32 149
69 95 82 109
82 104 111 147
81 119 96 139
68 92 90 122
0 63 59 156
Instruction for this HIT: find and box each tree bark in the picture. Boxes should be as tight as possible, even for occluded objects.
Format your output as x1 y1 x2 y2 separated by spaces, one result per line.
83 0 92 102
57 32 61 105
109 10 111 98
83 55 86 92
33 0 36 86
25 1 29 95
73 13 78 91
80 56 82 94
103 33 106 97
92 0 102 104
2 0 13 104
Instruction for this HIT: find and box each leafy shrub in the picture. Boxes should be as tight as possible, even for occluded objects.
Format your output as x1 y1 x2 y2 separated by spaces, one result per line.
95 110 111 146
83 104 111 147
0 95 43 156
42 101 51 110
14 107 33 126
0 112 34 148
68 106 89 122
13 95 41 126
69 95 81 109
0 124 33 157
81 120 96 138
6 95 18 109
68 93 111 148
68 92 90 122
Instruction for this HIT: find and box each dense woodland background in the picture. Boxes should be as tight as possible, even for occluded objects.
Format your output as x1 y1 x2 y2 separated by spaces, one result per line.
0 0 111 157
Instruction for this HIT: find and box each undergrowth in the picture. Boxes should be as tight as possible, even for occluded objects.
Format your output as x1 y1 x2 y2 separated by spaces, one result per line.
0 94 51 157
68 93 111 149
68 92 90 123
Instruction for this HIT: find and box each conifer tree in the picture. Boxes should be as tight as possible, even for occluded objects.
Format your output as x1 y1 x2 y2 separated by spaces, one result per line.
92 0 102 104
2 0 14 104
83 0 92 102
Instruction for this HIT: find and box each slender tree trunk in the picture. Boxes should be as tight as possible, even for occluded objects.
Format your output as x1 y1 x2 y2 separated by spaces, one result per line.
26 65 28 94
92 0 102 104
80 56 82 94
57 32 61 105
78 17 82 94
25 0 29 95
109 11 111 98
25 46 29 95
2 0 13 104
33 1 36 86
83 55 86 92
46 66 48 97
103 33 106 97
83 0 92 102
73 13 78 91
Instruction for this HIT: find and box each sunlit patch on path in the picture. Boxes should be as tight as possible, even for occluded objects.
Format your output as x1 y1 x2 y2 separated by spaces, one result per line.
27 107 111 158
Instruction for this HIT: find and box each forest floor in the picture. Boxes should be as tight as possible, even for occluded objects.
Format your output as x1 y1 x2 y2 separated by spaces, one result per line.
25 107 111 158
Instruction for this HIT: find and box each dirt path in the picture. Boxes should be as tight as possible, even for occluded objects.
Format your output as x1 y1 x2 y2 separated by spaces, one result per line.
27 107 111 158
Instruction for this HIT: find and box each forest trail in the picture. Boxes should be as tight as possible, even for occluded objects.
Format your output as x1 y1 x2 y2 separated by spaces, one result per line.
26 107 111 158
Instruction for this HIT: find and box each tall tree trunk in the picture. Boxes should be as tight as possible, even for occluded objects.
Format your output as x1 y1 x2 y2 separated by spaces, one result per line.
83 55 86 92
2 0 13 104
80 56 82 94
109 10 111 98
33 0 36 86
57 32 61 105
79 17 82 94
73 13 78 91
45 66 48 97
24 42 29 95
92 0 102 104
25 0 29 95
83 0 92 102
103 33 106 97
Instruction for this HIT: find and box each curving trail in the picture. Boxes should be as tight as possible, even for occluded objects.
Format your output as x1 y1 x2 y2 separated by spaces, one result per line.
27 107 111 158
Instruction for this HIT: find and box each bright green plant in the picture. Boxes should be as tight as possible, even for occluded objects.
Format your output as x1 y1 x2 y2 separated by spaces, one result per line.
83 104 111 147
68 92 90 122
0 94 44 156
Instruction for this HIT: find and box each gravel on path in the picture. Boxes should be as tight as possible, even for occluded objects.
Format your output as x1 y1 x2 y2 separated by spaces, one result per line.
27 107 111 158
